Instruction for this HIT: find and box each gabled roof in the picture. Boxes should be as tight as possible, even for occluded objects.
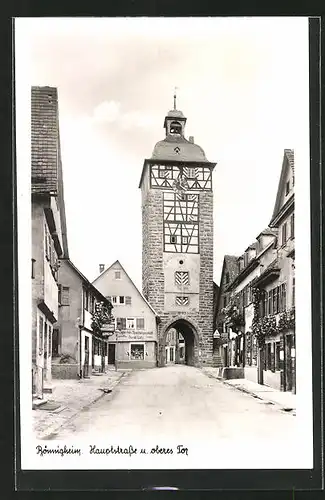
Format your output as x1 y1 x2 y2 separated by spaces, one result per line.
92 260 158 316
224 255 239 275
256 227 278 239
245 242 257 252
271 149 295 222
64 259 111 305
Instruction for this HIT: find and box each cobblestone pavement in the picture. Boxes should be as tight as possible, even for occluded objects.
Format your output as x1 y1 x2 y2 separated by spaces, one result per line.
33 370 126 439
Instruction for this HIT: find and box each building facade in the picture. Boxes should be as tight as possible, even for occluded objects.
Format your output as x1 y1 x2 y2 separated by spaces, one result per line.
53 259 113 379
92 261 158 369
31 86 69 400
217 150 295 393
139 102 216 367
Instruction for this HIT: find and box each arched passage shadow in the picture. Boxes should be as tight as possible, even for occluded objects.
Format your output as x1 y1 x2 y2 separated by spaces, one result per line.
161 318 199 367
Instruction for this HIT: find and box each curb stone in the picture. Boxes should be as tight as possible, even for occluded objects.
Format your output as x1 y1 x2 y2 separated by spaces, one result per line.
202 369 295 415
37 372 127 440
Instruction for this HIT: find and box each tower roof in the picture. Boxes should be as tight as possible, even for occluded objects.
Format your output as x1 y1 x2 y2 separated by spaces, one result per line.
152 102 209 162
151 135 208 162
166 109 186 119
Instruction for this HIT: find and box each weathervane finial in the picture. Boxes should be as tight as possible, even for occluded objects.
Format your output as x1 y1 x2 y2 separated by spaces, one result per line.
173 86 178 110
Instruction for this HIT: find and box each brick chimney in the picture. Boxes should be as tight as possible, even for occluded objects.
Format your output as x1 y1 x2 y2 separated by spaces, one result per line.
189 136 194 143
99 264 105 274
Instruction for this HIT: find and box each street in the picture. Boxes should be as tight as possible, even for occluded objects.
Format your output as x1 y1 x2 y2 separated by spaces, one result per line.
51 365 296 445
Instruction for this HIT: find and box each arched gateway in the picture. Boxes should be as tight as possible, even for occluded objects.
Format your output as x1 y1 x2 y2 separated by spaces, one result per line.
161 318 199 367
139 99 216 368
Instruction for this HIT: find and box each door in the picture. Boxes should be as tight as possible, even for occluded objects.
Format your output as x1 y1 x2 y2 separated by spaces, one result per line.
258 347 264 385
83 336 89 378
101 342 106 373
108 343 116 365
285 334 293 391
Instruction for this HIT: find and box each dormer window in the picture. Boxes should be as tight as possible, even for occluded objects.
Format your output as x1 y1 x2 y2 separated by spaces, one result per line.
170 121 182 135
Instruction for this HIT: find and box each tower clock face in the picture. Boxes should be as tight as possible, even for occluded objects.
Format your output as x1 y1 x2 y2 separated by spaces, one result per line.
163 191 199 253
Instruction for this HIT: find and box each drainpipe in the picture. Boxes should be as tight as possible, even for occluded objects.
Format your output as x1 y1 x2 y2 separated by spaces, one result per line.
79 327 82 378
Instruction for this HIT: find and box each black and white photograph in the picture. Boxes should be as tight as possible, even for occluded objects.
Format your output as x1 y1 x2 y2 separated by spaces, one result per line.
15 16 315 474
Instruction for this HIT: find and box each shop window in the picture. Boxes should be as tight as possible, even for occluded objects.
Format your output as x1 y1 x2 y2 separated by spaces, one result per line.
136 318 145 330
130 343 144 360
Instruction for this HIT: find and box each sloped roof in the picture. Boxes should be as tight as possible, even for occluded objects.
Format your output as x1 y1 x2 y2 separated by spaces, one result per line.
224 255 239 276
271 149 295 222
151 135 208 162
65 259 110 305
31 86 60 194
256 227 278 239
31 86 69 258
245 241 257 251
92 260 158 316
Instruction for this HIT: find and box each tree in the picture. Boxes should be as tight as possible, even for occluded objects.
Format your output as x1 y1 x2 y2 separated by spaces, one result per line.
91 301 114 335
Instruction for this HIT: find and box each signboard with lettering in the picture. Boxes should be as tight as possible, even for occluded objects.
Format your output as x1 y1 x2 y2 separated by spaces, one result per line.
107 330 156 342
102 323 115 333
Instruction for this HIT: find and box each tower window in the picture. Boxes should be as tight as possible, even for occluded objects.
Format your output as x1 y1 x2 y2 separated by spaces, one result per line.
170 121 182 134
182 236 189 244
187 168 197 179
171 235 177 244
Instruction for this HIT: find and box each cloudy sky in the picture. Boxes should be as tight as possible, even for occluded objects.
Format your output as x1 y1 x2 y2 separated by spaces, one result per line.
16 17 309 289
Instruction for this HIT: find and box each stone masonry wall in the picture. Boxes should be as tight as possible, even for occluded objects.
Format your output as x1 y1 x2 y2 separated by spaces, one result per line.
142 169 214 367
198 190 214 364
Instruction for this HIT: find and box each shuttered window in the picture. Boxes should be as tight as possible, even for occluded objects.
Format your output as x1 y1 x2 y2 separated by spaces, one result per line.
125 296 132 305
136 318 145 330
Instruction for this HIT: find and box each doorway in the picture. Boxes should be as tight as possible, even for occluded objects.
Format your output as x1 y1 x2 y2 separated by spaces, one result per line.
108 343 116 365
83 336 90 378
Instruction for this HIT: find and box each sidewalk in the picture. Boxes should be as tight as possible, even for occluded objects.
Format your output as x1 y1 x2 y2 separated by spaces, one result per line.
33 369 126 439
202 367 296 414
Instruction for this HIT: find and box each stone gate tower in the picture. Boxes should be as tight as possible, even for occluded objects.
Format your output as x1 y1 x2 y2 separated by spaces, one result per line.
139 100 216 367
